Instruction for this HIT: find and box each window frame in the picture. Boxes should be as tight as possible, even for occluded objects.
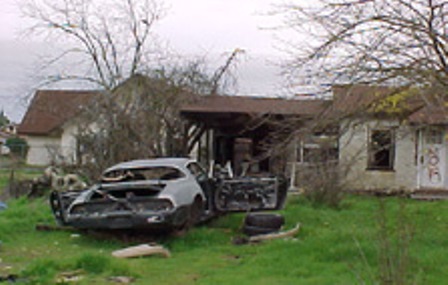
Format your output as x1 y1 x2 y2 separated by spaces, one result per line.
367 128 395 171
296 134 339 164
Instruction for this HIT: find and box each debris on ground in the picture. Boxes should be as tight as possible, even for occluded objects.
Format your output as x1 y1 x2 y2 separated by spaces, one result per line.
112 243 171 259
55 270 84 284
107 276 135 284
233 223 301 245
0 202 6 212
0 274 20 283
43 167 87 192
4 167 87 199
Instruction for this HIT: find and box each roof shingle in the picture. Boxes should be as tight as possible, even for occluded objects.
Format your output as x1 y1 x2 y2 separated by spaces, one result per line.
181 95 328 116
18 90 99 135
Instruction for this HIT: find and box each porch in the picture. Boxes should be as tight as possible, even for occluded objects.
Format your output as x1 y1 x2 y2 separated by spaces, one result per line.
180 95 327 176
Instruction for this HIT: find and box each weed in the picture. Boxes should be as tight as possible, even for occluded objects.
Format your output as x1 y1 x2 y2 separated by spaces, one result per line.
375 198 420 285
75 253 111 274
353 198 423 285
21 259 62 284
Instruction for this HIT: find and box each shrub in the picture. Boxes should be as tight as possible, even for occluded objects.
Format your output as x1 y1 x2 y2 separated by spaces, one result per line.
297 161 345 208
5 137 29 159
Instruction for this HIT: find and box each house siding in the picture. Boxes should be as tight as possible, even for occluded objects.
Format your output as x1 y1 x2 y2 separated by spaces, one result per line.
340 119 417 191
60 121 79 164
23 123 79 166
23 135 60 166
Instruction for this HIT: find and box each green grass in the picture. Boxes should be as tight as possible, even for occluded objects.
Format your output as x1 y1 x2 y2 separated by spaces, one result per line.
0 171 447 284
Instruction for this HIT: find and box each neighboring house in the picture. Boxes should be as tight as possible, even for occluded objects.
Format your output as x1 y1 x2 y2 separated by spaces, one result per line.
17 90 98 166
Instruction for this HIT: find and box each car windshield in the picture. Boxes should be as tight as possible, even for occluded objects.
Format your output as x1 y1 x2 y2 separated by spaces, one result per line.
101 166 185 182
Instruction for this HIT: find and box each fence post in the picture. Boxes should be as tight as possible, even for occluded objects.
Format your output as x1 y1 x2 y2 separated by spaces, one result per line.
8 169 16 199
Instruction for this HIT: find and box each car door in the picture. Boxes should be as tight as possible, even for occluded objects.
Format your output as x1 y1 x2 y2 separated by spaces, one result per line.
214 175 289 212
186 162 215 212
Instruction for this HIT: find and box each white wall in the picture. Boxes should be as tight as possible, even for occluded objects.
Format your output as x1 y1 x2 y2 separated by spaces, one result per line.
60 121 79 164
24 135 61 166
339 119 418 191
24 120 82 166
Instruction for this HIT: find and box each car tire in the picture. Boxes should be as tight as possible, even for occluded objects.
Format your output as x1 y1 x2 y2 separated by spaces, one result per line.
244 213 285 229
242 224 280 236
49 191 68 226
187 196 204 228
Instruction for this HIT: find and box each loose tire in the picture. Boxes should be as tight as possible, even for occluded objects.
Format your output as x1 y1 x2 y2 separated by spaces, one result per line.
244 213 285 229
242 224 280 236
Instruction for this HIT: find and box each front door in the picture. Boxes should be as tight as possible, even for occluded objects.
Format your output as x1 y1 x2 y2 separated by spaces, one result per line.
418 128 446 189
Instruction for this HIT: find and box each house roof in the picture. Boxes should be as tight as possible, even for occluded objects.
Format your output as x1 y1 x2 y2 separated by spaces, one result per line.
18 85 447 137
326 85 436 120
181 95 328 116
408 105 448 125
18 90 99 136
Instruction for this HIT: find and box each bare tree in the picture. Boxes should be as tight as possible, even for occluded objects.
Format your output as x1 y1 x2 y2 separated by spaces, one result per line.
247 0 448 206
22 0 165 90
277 0 448 95
74 63 213 178
72 58 242 180
21 0 243 180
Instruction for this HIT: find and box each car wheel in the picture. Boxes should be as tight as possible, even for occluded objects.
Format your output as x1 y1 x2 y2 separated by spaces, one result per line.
244 213 285 229
182 196 204 230
49 191 68 226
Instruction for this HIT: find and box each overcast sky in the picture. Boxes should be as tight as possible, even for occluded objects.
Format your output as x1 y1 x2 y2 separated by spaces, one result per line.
0 0 294 123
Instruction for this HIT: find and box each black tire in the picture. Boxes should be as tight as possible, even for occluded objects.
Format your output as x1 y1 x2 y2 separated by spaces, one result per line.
49 191 68 226
242 224 279 236
186 196 204 228
244 213 285 229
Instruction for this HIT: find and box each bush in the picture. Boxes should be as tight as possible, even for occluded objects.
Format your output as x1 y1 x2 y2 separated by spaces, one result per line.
5 137 29 158
297 161 345 208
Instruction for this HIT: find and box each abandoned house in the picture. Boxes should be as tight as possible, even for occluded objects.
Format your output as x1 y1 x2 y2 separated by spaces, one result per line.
17 90 98 165
180 94 328 176
331 85 448 192
17 84 448 192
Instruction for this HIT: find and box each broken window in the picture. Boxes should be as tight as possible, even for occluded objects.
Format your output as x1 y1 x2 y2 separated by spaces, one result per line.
426 128 444 144
368 129 395 170
101 167 185 182
297 135 339 164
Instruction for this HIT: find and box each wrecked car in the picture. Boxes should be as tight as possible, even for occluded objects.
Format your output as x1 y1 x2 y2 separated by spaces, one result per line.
50 158 287 231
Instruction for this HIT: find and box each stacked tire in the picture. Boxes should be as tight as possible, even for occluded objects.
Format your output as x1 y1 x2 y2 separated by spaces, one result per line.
242 213 285 236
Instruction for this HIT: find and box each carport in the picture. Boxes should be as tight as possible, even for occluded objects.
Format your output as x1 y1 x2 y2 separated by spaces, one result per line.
180 95 327 176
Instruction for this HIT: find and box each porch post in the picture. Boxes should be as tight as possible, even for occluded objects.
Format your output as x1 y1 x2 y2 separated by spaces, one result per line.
289 136 298 191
